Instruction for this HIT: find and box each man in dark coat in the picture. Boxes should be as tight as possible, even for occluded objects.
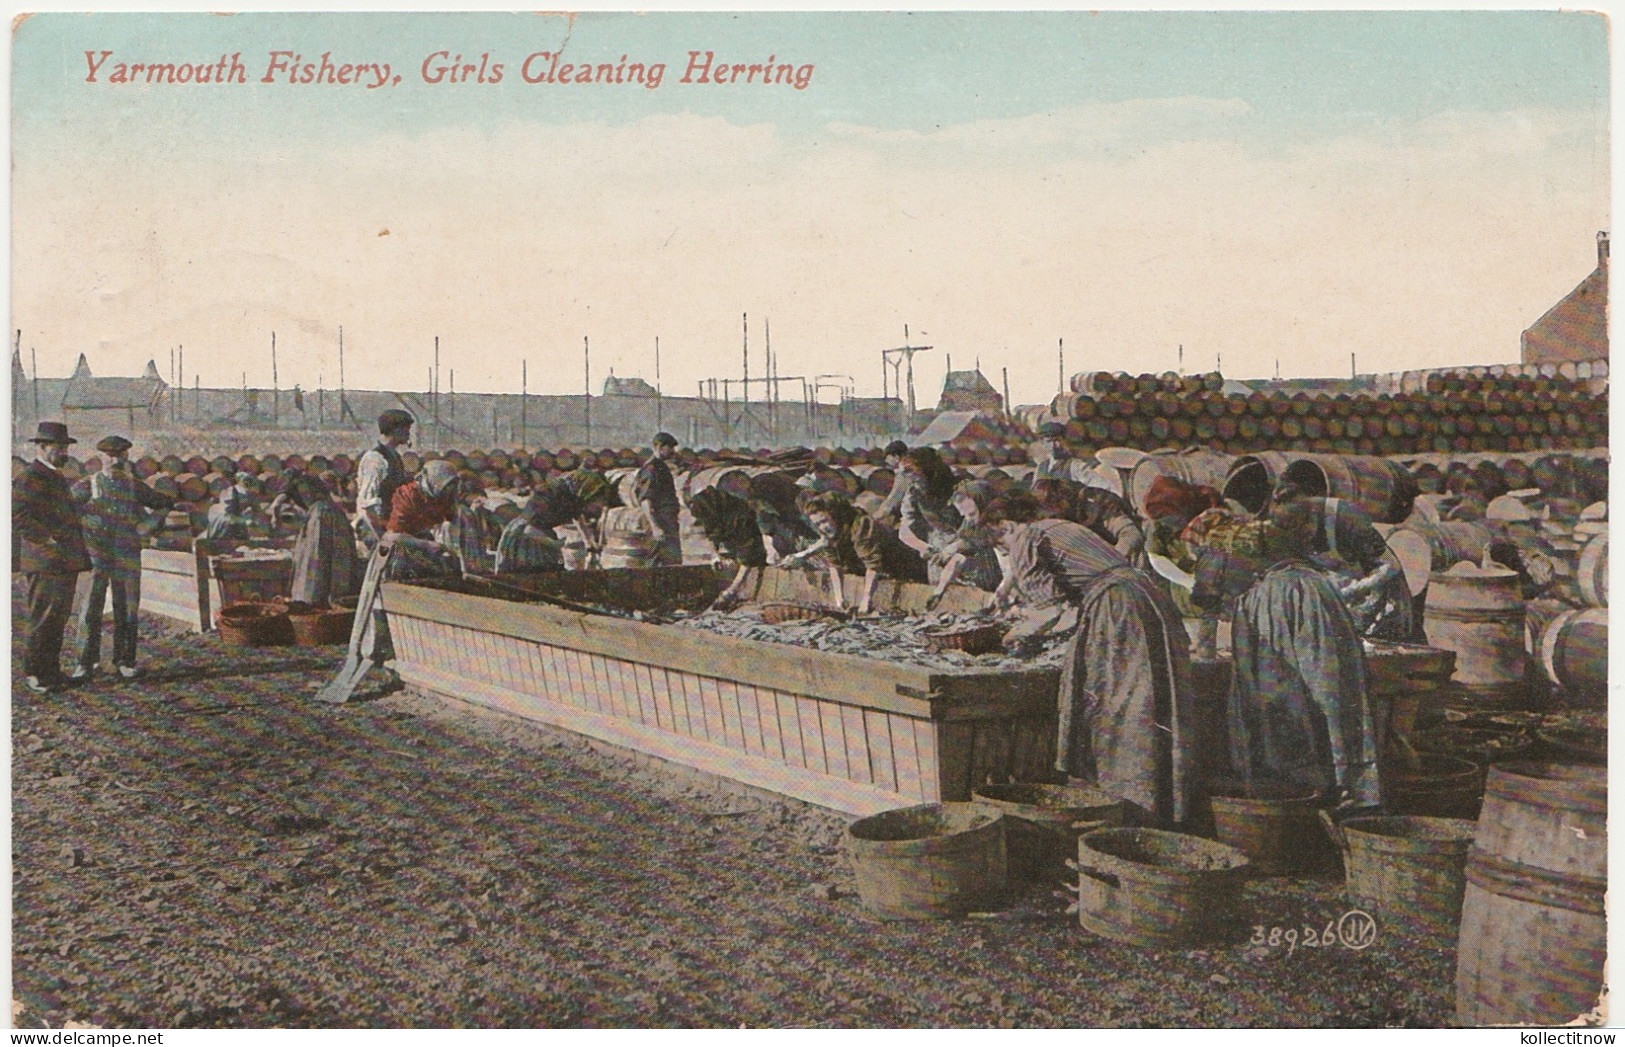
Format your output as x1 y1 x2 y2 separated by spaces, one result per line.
634 432 682 566
13 422 92 693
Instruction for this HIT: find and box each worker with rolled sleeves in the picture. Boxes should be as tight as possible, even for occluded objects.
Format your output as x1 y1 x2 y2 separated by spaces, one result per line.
353 409 414 548
634 432 683 566
13 422 93 693
72 435 175 680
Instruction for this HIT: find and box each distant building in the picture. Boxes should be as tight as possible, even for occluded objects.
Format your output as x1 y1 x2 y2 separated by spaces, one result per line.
58 354 166 437
938 368 1003 412
1522 232 1608 365
602 375 659 397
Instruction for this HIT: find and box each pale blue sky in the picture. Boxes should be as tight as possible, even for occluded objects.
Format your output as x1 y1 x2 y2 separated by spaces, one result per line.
15 12 1608 152
10 11 1612 401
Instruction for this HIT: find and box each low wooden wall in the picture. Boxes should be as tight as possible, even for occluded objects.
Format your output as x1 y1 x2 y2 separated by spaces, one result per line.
384 573 1456 815
384 578 1057 815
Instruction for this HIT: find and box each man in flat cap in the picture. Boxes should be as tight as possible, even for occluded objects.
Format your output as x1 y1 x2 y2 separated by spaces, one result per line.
634 432 683 566
1034 421 1092 484
354 409 414 547
873 439 913 520
72 435 174 680
13 422 91 693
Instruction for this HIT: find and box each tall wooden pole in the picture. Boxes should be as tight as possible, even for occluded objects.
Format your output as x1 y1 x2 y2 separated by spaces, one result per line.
30 345 39 427
177 346 184 425
521 359 528 452
433 336 441 451
742 313 749 406
583 336 592 447
654 336 662 432
1058 338 1064 394
271 331 279 425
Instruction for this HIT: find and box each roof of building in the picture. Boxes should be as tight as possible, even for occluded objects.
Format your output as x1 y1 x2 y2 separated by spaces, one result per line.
914 410 1001 446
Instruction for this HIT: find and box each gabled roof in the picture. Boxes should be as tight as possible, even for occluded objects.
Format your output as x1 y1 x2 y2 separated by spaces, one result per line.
914 410 1001 446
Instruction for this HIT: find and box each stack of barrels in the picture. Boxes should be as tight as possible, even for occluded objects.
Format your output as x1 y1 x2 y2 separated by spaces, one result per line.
1044 370 1607 458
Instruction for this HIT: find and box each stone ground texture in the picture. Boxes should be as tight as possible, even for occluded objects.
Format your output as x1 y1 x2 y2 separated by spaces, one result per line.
11 582 1457 1028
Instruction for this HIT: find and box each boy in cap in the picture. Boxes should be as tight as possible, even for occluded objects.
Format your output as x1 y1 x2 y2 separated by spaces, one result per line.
72 435 174 679
634 432 682 566
13 422 92 692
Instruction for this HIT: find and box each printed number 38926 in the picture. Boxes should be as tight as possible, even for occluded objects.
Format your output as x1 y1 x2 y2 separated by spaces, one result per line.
1251 911 1376 956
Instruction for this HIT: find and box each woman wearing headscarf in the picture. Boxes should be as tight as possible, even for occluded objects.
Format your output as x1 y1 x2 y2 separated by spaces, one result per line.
495 497 566 575
437 478 493 576
986 492 1196 827
781 492 928 614
923 480 1007 607
1190 497 1382 811
896 447 965 581
527 469 619 565
1141 476 1225 659
203 472 257 541
1270 481 1419 643
281 473 361 606
688 485 771 608
318 460 461 704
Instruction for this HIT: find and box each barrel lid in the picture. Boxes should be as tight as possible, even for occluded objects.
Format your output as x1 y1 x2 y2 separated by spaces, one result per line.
1487 495 1537 522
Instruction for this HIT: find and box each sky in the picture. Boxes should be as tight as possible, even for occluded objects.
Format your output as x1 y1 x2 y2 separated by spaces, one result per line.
10 10 1611 407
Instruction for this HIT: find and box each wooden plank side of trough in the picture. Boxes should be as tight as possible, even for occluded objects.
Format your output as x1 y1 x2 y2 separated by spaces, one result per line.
398 660 913 817
925 668 1061 721
382 582 944 720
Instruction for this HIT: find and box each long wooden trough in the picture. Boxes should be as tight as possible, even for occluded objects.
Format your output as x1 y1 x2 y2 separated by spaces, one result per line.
384 566 1455 816
384 568 1058 815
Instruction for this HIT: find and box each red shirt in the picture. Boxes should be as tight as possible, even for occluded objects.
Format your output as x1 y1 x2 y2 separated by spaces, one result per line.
385 481 457 538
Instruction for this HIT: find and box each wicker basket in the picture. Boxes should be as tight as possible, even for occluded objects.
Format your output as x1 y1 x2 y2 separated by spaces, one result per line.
922 622 1008 656
288 606 357 646
216 602 293 646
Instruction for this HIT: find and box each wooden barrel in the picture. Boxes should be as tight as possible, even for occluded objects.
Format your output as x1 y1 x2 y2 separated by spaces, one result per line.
149 474 179 500
1535 608 1606 703
1333 816 1476 937
846 803 1007 920
1388 752 1484 819
1279 453 1419 524
1075 828 1249 946
1575 533 1606 607
133 456 160 479
598 505 654 569
1206 782 1326 875
184 455 210 477
1423 565 1528 696
972 783 1123 884
176 474 208 502
158 454 185 476
1220 451 1292 515
1457 763 1606 1026
684 466 753 502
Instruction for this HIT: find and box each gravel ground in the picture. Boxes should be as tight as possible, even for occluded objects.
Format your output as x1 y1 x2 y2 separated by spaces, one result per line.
11 580 1461 1029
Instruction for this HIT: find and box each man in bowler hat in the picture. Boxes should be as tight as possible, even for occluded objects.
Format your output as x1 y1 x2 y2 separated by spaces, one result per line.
13 422 91 692
72 435 173 679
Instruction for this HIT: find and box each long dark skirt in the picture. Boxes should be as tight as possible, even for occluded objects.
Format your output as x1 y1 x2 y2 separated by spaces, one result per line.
1229 563 1382 807
1057 573 1196 827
